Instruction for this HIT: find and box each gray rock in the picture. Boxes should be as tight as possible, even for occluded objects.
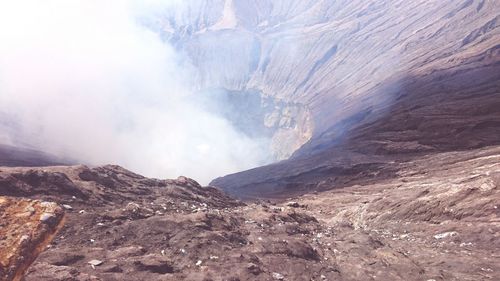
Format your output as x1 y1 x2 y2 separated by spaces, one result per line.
88 260 103 266
39 213 55 223
272 272 284 280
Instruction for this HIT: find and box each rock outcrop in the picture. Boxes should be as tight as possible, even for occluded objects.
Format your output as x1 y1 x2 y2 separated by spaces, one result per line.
0 197 64 281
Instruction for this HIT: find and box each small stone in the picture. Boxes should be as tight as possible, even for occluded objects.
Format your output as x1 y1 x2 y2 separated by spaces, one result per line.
25 206 36 215
88 259 103 266
62 204 73 210
20 235 30 243
272 272 284 280
287 201 301 208
195 260 202 266
247 263 262 275
434 231 458 239
40 202 57 208
126 202 140 212
39 213 55 223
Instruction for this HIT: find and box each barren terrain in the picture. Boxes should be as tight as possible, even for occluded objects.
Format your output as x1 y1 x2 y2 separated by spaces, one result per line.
1 1 499 280
0 146 498 280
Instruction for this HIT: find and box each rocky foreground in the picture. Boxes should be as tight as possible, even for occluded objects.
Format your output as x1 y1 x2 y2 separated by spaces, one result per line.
0 197 64 281
0 145 499 281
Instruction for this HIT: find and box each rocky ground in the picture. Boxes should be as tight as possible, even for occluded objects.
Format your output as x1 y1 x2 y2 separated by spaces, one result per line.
293 146 500 281
0 1 499 280
0 144 498 281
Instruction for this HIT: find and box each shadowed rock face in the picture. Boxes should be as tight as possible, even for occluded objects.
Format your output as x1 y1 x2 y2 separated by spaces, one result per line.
194 88 313 160
200 0 500 197
211 62 500 198
160 0 500 126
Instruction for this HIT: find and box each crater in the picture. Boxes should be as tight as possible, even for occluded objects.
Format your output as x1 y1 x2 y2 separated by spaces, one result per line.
196 88 314 161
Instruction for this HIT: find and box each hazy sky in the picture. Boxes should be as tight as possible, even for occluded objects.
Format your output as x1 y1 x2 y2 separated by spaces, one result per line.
0 0 269 184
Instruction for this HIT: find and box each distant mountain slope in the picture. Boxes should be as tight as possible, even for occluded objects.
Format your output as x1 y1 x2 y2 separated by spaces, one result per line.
211 61 500 198
161 0 500 132
187 0 500 197
0 144 68 167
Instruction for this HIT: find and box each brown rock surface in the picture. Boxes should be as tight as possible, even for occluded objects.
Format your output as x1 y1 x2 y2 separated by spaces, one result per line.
0 158 497 280
0 197 64 281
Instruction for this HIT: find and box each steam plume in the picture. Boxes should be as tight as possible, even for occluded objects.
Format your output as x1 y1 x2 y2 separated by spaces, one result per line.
0 1 269 184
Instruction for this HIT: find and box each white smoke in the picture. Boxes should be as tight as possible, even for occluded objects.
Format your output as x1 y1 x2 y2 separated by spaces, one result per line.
0 0 269 184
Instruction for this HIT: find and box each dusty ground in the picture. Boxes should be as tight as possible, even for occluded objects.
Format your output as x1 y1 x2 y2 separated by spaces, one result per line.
293 146 500 280
0 145 498 280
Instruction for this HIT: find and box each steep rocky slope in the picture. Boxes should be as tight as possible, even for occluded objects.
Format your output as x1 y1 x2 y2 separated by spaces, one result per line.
160 0 499 125
0 152 498 280
211 58 500 198
203 0 500 196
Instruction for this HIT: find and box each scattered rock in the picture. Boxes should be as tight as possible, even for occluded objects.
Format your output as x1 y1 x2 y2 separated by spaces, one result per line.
88 260 103 267
39 212 56 223
287 201 301 208
434 231 458 240
0 153 497 281
272 272 285 280
62 204 73 210
246 263 262 275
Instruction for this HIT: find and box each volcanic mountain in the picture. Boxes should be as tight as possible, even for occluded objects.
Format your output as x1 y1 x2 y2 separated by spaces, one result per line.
1 0 500 280
187 0 500 198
